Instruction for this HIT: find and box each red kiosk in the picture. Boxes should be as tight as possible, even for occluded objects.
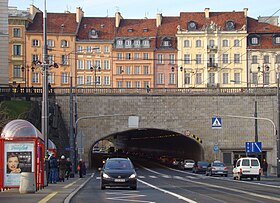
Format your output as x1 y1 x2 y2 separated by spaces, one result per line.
0 119 45 191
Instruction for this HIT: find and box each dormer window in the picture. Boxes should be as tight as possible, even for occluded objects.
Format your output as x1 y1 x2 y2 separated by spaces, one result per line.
225 20 235 31
61 40 68 48
125 40 132 48
134 40 141 47
143 28 148 32
128 28 133 32
273 35 280 45
249 35 260 45
116 39 123 48
142 40 150 47
188 21 197 31
89 28 98 38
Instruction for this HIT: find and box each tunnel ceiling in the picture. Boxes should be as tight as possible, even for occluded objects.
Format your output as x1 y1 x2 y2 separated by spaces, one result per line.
104 128 203 158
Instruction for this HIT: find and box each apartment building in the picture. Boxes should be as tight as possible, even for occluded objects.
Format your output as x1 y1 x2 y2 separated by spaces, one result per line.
0 0 8 86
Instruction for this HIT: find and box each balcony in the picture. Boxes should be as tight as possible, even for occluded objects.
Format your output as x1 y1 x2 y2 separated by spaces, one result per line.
207 63 218 71
207 45 218 53
207 83 220 88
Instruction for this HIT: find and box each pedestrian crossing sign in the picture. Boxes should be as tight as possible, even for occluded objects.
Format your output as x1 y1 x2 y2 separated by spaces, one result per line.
212 117 222 129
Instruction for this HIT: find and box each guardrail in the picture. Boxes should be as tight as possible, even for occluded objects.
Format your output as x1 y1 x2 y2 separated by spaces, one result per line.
0 86 277 96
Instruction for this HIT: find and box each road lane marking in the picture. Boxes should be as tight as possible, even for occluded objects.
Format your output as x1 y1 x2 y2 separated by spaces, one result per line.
149 175 157 179
63 180 78 189
143 167 280 202
138 179 197 203
106 191 152 203
38 192 57 203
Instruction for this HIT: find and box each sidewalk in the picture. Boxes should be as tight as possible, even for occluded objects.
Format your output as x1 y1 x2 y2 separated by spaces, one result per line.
0 172 93 203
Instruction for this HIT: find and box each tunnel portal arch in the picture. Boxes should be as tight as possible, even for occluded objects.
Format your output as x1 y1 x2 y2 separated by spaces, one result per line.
90 128 204 168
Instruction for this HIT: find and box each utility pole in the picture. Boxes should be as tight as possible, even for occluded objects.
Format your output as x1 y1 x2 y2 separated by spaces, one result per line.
277 71 280 177
69 72 75 176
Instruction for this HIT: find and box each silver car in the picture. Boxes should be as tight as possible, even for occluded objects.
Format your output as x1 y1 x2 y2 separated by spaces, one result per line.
179 159 195 170
206 161 228 177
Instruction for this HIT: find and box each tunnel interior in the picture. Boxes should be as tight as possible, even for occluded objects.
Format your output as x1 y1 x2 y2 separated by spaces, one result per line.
91 128 204 168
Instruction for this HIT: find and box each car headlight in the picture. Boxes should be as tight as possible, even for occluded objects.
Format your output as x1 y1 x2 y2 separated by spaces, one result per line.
102 172 110 179
129 173 136 179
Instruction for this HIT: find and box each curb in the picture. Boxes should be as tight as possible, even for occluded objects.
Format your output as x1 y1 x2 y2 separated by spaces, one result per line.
64 173 94 203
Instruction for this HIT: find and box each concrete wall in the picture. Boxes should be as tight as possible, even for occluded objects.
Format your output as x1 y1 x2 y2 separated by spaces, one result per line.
55 94 277 171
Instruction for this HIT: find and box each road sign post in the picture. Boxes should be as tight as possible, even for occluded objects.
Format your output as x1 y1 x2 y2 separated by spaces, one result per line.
212 117 222 129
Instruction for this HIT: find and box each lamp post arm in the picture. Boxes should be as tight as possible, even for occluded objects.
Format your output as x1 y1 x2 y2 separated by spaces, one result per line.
218 114 276 136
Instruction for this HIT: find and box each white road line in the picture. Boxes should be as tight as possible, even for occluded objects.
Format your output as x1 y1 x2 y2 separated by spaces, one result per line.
106 191 152 203
138 176 145 178
138 179 197 203
149 175 157 179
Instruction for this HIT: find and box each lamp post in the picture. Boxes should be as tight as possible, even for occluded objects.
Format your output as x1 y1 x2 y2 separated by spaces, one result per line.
277 68 280 177
171 66 183 87
90 66 101 89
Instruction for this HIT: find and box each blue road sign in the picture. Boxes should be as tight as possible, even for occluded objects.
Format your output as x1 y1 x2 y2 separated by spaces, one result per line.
212 117 222 129
245 142 262 153
213 144 219 152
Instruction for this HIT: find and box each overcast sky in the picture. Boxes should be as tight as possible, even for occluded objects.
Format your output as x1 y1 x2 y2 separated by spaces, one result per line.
8 0 280 20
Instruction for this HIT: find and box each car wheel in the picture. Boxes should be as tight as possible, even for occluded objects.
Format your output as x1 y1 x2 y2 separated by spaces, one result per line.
210 172 212 176
225 174 228 177
257 176 261 181
131 185 137 190
101 184 105 190
250 177 254 181
238 174 242 181
233 176 236 180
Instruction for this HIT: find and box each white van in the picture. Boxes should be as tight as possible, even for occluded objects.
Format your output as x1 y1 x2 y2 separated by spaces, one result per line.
232 157 261 181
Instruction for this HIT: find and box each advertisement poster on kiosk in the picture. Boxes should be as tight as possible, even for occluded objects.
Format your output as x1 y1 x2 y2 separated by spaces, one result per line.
4 142 34 187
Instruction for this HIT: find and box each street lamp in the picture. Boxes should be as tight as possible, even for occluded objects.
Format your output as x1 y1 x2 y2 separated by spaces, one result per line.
90 66 101 89
21 65 35 90
171 66 183 87
257 64 270 87
277 66 280 177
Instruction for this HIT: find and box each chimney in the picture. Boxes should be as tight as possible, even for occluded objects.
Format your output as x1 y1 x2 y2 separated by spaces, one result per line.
76 7 84 23
204 8 210 19
29 4 41 20
243 8 248 17
115 12 123 28
156 13 162 27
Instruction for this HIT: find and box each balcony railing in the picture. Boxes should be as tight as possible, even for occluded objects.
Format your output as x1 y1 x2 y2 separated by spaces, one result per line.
207 45 218 52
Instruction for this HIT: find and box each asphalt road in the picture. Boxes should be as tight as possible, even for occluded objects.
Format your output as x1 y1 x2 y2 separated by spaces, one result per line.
71 159 280 203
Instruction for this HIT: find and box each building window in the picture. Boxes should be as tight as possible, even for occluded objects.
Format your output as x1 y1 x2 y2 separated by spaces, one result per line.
48 55 54 64
143 66 149 75
116 40 123 48
48 72 55 84
32 39 40 47
134 40 141 47
94 60 101 68
104 46 109 53
157 54 163 64
276 55 280 64
169 54 175 64
158 73 164 84
184 54 190 64
77 60 84 70
222 73 229 84
162 40 170 47
188 21 197 30
252 72 258 84
86 76 92 85
61 72 68 84
209 40 215 47
32 72 39 83
104 76 110 85
143 53 149 60
209 73 215 84
13 28 21 37
234 73 241 84
95 76 101 85
47 39 54 47
117 53 122 60
86 60 92 70
61 55 69 65
234 54 241 64
117 66 123 75
225 20 235 30
32 54 39 63
13 45 21 56
264 72 270 85
125 81 131 88
184 73 190 84
117 81 122 88
77 76 84 85
13 65 21 78
104 60 110 70
61 40 68 47
222 39 229 47
125 40 132 48
196 40 202 47
275 37 280 44
196 73 202 85
86 46 93 52
184 40 190 47
234 39 240 47
252 55 258 64
251 37 259 45
135 81 141 88
223 54 229 64
264 55 270 64
196 54 202 64
169 73 175 84
142 40 149 47
143 81 149 88
126 66 131 74
77 46 83 53
134 66 140 74
125 53 131 60
134 53 140 60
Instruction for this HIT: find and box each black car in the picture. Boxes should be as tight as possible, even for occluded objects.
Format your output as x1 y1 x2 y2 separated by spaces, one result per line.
192 161 209 173
100 158 137 190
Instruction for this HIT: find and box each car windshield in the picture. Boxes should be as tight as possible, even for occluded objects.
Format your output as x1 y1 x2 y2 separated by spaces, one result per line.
213 163 225 167
198 161 208 166
105 160 132 170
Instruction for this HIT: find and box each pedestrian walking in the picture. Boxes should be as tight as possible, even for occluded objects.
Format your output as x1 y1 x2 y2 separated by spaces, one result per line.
49 154 58 184
78 159 83 178
146 85 150 93
59 155 67 182
65 157 72 180
262 159 268 177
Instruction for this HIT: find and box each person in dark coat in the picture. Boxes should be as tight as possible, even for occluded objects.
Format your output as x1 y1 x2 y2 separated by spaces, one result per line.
65 158 72 180
49 154 58 184
78 159 83 178
262 159 268 177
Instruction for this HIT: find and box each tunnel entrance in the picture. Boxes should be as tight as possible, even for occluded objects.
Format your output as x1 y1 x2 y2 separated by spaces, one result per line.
90 128 204 168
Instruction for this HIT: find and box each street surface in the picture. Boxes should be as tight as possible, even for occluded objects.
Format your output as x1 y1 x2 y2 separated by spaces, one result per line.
71 159 280 203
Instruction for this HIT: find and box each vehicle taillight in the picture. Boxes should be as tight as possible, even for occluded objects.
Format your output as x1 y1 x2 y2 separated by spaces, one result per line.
212 167 216 171
240 168 242 173
224 167 228 171
259 168 262 174
198 166 201 168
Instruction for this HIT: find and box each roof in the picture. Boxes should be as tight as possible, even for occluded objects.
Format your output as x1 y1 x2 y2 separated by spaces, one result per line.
1 119 43 140
179 11 246 31
27 12 77 33
77 17 115 41
247 17 280 33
